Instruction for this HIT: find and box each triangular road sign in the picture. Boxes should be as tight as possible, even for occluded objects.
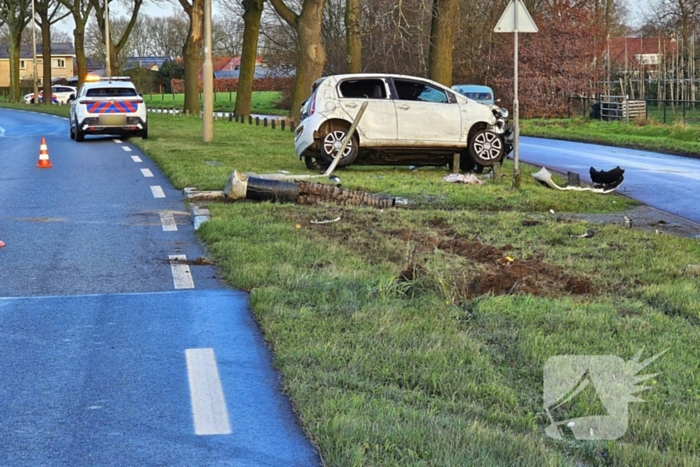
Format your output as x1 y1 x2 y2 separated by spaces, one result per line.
494 0 539 33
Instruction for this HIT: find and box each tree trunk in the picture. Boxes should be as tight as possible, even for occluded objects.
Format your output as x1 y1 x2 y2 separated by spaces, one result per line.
74 25 88 88
0 0 30 103
292 16 326 118
58 0 92 89
8 36 22 102
41 19 52 105
345 0 361 73
268 0 327 119
428 0 458 86
234 0 264 117
181 0 204 115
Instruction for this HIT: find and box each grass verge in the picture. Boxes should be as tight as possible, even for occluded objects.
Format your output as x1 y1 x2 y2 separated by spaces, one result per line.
522 118 700 158
3 105 699 465
142 91 287 115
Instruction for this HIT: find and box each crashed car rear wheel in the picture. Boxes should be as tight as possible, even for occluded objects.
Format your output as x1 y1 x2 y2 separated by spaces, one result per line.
469 129 504 166
320 126 358 167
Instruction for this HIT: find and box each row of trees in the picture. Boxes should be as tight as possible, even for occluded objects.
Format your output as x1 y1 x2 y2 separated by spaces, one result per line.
3 0 700 117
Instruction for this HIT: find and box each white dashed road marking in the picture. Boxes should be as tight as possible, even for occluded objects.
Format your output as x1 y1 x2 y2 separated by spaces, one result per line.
159 212 178 231
113 138 122 143
141 168 154 178
169 254 194 289
122 146 132 152
150 186 165 198
131 155 142 163
185 348 231 436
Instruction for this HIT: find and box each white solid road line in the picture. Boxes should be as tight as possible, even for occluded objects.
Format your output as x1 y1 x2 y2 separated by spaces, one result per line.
150 186 165 198
169 254 195 289
159 211 178 231
185 348 232 436
141 168 154 178
131 155 143 163
122 146 132 152
113 138 122 143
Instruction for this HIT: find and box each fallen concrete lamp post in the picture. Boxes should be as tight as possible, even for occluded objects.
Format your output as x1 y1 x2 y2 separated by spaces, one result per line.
186 99 394 208
223 170 395 208
532 167 622 194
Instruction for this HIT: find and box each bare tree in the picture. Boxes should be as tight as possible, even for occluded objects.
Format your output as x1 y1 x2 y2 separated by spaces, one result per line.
361 0 432 75
212 14 244 57
428 0 458 85
58 0 93 88
345 0 361 72
89 0 145 75
34 0 71 104
231 0 264 117
148 14 189 57
319 0 346 74
0 0 32 101
177 0 204 114
268 0 327 118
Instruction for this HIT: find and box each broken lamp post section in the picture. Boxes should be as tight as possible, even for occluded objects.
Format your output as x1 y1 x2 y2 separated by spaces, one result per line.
223 170 395 208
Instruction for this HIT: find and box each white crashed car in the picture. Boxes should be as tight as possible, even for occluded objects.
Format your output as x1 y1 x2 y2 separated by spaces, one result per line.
69 77 147 142
294 73 513 171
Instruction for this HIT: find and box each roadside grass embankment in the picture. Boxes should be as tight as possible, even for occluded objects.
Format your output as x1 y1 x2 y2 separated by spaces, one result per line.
522 117 700 158
134 114 699 466
142 91 287 115
4 102 699 465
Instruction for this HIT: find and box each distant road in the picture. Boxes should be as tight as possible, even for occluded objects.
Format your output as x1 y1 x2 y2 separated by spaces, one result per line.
519 136 700 224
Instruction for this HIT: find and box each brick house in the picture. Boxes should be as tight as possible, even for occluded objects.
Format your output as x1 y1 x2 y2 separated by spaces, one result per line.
605 37 679 76
0 43 76 87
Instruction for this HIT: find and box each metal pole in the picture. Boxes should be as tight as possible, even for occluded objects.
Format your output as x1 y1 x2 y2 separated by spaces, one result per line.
31 0 39 104
513 1 521 189
105 0 111 77
202 0 213 142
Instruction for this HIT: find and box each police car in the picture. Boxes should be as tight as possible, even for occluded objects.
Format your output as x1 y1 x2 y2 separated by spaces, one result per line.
69 77 147 142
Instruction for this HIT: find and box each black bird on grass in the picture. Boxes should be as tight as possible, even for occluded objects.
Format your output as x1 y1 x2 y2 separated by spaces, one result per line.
590 166 625 188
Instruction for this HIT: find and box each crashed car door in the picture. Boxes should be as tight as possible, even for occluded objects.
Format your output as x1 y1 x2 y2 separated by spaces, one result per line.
337 78 397 143
392 78 462 145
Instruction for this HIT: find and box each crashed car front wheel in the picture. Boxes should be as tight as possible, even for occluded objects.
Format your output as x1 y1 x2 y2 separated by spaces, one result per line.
469 129 504 166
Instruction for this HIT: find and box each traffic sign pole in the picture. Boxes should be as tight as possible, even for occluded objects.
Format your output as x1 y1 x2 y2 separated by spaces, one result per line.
494 0 538 189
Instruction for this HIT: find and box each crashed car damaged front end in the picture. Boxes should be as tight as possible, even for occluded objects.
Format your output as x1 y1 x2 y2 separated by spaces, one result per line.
490 104 514 155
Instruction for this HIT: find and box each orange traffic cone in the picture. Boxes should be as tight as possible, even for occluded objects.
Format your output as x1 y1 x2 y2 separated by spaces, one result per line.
0 240 5 248
36 137 52 168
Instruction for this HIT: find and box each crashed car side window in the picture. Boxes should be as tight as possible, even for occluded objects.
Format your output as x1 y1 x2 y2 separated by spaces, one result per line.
338 79 387 99
393 79 448 104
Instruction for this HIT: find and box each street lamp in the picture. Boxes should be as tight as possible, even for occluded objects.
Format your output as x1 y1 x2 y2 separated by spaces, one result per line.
30 0 39 104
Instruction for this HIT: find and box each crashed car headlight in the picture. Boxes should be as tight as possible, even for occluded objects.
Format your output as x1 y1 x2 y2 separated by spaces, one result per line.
491 105 509 119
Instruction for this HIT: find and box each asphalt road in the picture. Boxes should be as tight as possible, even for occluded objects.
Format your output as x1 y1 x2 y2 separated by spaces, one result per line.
0 108 320 466
520 136 700 224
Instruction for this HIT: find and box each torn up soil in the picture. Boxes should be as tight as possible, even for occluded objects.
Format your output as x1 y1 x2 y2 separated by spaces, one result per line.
301 209 594 300
398 232 593 299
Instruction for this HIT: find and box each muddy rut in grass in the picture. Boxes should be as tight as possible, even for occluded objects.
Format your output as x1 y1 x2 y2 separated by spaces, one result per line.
302 211 594 299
